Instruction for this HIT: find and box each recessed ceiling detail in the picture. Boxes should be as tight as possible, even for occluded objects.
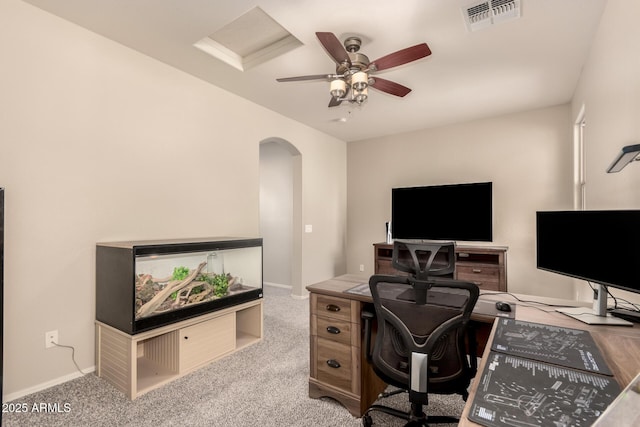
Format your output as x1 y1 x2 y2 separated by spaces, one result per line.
193 7 302 71
462 0 521 32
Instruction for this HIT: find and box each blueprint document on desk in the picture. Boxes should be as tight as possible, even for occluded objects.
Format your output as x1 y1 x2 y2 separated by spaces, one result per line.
491 318 613 376
468 351 621 427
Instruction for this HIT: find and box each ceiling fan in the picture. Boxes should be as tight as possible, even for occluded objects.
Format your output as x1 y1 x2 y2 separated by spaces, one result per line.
276 32 432 107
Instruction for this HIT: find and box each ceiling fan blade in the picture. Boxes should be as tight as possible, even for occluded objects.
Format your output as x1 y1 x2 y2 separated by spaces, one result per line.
370 77 412 97
370 43 432 72
276 74 333 82
316 32 351 66
328 96 342 107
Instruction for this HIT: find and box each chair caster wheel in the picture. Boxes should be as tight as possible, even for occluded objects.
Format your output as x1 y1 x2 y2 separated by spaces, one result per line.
362 414 373 427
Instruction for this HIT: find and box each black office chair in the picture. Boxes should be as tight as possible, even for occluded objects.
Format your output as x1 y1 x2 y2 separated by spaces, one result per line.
391 240 456 280
362 273 479 425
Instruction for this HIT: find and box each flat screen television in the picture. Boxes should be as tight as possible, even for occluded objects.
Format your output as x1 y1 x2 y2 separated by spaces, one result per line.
536 210 640 325
391 182 492 242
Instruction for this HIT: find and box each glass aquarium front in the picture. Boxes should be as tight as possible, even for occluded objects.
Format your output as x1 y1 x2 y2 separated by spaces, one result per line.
96 237 263 334
135 246 262 320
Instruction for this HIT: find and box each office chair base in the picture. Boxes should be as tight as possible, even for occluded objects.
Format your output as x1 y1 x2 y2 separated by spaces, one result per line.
379 388 407 399
362 404 459 426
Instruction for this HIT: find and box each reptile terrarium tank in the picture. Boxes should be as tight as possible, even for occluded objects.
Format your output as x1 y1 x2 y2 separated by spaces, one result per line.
96 237 263 334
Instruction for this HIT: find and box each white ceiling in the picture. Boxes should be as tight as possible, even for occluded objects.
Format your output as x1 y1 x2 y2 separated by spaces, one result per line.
23 0 607 142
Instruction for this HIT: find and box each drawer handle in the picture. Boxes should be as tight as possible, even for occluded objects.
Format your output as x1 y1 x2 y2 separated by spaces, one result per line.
184 336 189 340
472 268 482 273
326 359 341 369
326 326 341 335
459 253 470 258
326 304 341 312
474 281 482 286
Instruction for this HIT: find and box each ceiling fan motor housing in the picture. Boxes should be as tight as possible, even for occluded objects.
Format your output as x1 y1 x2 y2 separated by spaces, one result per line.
334 36 370 75
337 52 370 75
344 36 362 52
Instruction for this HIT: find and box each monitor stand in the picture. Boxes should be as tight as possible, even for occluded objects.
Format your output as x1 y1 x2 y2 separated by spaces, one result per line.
556 284 632 326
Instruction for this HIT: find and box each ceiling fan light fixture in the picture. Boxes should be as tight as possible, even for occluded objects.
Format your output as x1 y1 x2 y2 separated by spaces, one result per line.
354 87 368 104
330 79 346 98
352 71 368 91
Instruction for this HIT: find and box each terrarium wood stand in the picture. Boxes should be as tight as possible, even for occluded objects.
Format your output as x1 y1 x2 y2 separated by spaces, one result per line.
95 299 262 399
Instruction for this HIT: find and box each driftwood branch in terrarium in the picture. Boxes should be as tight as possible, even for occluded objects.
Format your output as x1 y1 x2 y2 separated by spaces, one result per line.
149 281 213 314
176 281 212 305
136 261 207 318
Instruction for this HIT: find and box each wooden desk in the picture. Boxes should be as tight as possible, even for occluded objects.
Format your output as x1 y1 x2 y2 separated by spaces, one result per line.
307 275 640 422
306 274 503 417
459 294 640 426
307 275 385 417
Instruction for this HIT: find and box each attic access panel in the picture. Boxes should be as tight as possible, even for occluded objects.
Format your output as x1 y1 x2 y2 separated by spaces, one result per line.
194 6 302 71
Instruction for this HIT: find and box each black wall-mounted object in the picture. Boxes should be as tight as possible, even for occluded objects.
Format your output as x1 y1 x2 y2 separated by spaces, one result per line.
606 143 640 173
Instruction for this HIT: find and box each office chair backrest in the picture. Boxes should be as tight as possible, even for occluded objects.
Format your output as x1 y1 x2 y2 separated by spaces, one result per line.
368 274 479 405
391 240 455 280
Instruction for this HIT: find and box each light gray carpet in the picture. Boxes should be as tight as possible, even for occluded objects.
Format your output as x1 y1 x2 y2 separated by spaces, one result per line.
2 285 465 426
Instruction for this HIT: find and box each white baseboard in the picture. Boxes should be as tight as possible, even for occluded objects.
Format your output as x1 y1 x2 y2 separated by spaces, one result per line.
263 282 309 300
263 281 291 289
3 366 95 403
290 292 309 300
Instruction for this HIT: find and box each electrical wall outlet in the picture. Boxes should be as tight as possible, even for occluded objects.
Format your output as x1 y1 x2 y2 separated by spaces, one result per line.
359 264 365 272
45 330 58 349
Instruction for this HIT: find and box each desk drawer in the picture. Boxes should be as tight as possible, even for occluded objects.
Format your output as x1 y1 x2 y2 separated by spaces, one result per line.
316 337 352 392
315 295 352 322
457 264 500 290
316 316 351 345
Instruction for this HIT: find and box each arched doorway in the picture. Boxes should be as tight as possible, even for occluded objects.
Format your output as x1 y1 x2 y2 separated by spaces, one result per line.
259 138 302 296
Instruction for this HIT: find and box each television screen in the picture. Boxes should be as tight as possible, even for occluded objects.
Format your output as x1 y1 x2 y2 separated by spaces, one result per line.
536 210 640 293
391 182 492 242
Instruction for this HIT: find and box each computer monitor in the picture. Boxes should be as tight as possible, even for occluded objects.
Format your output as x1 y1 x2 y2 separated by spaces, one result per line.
536 210 640 325
391 182 492 242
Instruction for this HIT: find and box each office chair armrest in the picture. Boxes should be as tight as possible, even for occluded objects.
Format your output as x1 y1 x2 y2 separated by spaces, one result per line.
362 309 375 362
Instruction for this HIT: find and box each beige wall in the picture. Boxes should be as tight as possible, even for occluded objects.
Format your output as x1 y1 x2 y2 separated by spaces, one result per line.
571 0 640 303
347 105 575 296
0 0 346 398
572 0 640 208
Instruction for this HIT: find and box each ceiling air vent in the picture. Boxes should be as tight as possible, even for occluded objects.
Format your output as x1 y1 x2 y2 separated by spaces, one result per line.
462 0 521 32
